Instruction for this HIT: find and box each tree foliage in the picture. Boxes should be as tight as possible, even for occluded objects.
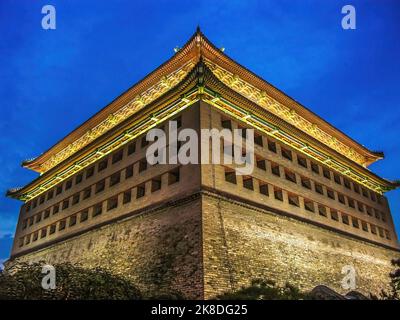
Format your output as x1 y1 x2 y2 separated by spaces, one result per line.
391 258 400 298
0 261 142 300
374 258 400 300
216 279 311 300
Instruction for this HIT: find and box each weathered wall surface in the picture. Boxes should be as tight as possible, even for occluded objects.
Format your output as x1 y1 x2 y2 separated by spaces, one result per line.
13 196 203 299
202 192 399 299
10 190 399 300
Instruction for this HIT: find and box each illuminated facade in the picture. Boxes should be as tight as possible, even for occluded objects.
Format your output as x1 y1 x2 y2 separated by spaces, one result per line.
6 29 399 298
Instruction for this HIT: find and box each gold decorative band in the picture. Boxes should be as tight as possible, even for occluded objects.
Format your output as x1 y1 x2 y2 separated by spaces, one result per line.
17 86 387 201
205 59 369 167
202 88 386 194
35 61 196 174
19 89 200 201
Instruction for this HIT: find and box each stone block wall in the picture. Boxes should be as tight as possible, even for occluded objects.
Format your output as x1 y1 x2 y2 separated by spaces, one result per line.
10 190 399 299
12 195 204 299
202 192 399 299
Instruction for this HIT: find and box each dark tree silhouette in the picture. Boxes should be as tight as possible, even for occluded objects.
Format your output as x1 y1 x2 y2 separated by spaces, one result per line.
0 261 142 300
216 279 311 300
376 258 400 300
390 258 400 299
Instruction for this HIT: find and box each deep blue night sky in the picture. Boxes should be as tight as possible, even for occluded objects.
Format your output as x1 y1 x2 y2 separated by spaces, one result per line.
1 0 399 265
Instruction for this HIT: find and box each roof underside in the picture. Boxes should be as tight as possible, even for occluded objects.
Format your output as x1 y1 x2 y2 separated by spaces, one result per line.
8 29 398 200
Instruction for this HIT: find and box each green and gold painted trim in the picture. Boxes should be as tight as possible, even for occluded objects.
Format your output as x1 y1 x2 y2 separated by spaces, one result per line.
8 65 395 201
10 87 200 201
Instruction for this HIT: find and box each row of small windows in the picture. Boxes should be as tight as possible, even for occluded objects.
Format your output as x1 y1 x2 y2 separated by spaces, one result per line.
225 169 269 196
221 118 385 205
253 155 387 223
25 144 135 212
224 168 391 241
24 117 183 213
22 154 178 230
19 168 180 247
279 145 383 204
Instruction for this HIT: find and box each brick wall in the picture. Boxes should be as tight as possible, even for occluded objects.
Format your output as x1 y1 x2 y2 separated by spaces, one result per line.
202 192 398 298
8 101 400 300
10 191 399 299
12 195 204 299
199 100 398 249
12 104 202 258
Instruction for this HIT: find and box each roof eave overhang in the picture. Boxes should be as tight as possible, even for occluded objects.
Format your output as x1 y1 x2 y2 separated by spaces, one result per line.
7 61 398 201
21 29 382 175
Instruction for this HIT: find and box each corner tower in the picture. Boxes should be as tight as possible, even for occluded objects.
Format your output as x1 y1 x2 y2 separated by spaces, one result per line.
6 29 399 298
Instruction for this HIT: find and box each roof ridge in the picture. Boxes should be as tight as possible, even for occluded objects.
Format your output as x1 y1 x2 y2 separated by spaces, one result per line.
21 29 385 174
